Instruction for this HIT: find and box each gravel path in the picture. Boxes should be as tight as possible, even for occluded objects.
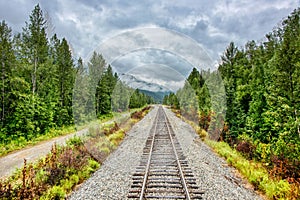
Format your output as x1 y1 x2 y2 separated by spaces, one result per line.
69 106 159 199
0 113 130 178
164 108 262 200
0 128 89 178
69 106 263 200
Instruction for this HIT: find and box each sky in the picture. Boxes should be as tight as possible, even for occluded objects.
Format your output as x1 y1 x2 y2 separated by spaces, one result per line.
0 0 299 91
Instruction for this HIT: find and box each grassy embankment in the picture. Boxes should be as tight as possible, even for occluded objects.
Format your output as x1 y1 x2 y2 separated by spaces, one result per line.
172 109 298 200
0 106 152 199
0 109 140 157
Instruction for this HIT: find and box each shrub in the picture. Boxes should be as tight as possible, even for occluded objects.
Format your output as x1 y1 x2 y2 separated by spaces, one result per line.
206 140 292 199
196 127 207 141
40 186 66 200
236 140 255 159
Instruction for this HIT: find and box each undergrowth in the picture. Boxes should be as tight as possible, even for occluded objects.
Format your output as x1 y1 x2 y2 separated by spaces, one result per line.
0 126 76 157
206 140 295 200
0 106 152 199
172 109 300 200
0 111 120 157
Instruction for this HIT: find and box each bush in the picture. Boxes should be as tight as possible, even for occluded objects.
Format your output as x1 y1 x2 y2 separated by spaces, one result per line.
0 105 151 199
40 186 66 200
206 140 292 199
108 130 125 146
196 127 207 141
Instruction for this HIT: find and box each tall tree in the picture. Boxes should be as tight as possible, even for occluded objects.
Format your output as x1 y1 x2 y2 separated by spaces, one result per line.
96 65 117 115
88 52 106 112
54 38 76 125
0 21 15 127
22 4 48 95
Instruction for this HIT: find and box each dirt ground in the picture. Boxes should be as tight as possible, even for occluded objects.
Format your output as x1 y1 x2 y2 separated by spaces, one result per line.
0 113 131 179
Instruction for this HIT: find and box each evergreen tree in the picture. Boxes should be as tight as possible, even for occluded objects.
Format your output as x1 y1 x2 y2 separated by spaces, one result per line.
55 38 75 125
22 4 49 95
0 21 15 129
73 57 90 124
129 89 151 109
96 65 117 115
88 51 106 114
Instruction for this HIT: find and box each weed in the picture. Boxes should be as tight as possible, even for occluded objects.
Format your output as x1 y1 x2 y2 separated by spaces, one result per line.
40 186 66 200
0 105 151 199
206 140 293 199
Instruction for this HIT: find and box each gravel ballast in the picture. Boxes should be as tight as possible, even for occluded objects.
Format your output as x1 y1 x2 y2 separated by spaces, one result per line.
69 106 263 200
164 108 262 200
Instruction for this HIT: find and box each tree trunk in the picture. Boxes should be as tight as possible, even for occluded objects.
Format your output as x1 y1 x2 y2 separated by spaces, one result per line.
1 59 4 125
32 57 37 94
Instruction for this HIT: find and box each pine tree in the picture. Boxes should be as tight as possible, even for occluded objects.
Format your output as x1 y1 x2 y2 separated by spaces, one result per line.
0 20 15 128
88 51 106 114
55 38 75 125
96 65 117 115
22 4 49 95
73 57 90 124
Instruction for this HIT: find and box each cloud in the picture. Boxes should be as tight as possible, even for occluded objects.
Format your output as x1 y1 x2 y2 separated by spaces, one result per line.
111 49 194 91
0 0 298 90
0 0 36 32
112 49 193 76
127 64 186 91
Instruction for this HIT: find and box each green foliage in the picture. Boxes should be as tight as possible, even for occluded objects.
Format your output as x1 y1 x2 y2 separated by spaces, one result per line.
168 7 300 199
0 125 75 156
66 136 84 147
96 64 118 115
108 130 125 146
206 140 291 199
0 20 15 129
111 80 133 112
0 138 100 199
0 106 151 199
40 186 66 200
129 89 154 109
0 4 77 149
163 92 180 109
211 8 300 199
0 4 154 152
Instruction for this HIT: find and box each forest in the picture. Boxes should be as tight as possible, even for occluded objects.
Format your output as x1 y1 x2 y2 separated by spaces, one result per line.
0 4 153 149
1 3 300 199
164 7 300 197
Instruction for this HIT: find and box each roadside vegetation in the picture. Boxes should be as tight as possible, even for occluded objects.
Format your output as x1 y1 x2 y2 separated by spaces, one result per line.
164 7 300 200
0 4 155 199
0 4 154 157
0 106 152 199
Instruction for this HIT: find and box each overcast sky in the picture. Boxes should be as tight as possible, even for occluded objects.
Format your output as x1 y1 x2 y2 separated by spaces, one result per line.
0 0 299 91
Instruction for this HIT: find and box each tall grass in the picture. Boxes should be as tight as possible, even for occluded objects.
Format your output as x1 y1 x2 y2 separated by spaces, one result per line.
0 106 152 199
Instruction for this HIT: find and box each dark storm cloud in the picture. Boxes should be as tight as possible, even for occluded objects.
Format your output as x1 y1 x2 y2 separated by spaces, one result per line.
112 49 193 77
0 0 298 90
1 0 298 59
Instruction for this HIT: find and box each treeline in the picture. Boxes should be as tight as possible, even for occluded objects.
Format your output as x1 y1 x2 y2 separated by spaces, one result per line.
74 51 154 123
218 7 300 175
163 68 213 129
164 7 300 185
0 4 153 145
0 4 76 143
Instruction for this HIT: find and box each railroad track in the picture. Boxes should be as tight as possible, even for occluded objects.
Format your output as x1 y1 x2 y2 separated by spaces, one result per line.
128 106 204 199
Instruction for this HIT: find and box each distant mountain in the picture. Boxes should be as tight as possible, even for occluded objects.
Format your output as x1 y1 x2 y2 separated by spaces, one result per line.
119 73 172 102
119 73 171 92
139 90 170 103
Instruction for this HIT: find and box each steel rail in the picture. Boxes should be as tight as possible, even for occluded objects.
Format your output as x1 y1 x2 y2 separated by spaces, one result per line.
162 107 191 200
139 107 160 200
128 106 203 199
